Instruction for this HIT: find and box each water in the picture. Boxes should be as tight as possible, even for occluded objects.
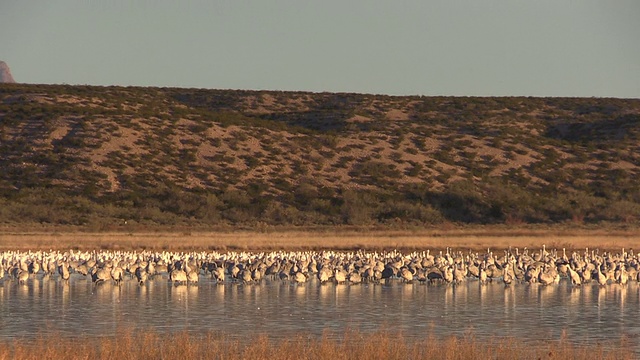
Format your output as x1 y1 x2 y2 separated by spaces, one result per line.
1 274 638 353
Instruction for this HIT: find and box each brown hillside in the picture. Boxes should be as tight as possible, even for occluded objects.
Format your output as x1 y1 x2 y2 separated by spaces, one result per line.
1 84 639 228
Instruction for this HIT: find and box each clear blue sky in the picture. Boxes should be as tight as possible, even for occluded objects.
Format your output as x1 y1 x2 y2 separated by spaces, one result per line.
1 1 639 97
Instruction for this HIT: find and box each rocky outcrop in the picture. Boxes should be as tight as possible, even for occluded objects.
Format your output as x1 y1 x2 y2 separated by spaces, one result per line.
0 61 16 83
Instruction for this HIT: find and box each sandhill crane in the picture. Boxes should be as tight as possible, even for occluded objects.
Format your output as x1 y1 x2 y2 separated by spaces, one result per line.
59 263 70 281
502 263 514 286
567 265 582 286
75 263 89 276
111 266 124 285
213 267 225 283
348 271 362 285
581 262 594 282
479 264 488 285
524 265 539 284
467 260 480 279
28 260 40 275
596 266 608 286
453 264 466 284
318 267 332 283
538 265 556 286
293 271 307 284
617 264 629 285
442 266 454 284
334 268 347 284
229 264 241 279
92 267 111 283
135 267 148 285
169 269 187 284
425 267 443 283
40 259 49 276
265 262 280 279
381 266 396 280
17 269 29 284
187 269 199 284
399 267 414 283
241 269 253 283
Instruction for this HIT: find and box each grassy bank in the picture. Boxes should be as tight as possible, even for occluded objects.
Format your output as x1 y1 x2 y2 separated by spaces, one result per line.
0 226 638 252
0 329 633 360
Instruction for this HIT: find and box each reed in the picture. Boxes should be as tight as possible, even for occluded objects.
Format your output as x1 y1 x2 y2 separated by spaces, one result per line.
0 329 633 360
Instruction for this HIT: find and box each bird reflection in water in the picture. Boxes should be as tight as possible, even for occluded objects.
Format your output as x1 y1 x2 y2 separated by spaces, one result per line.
444 284 454 308
334 283 347 307
478 280 488 307
188 283 198 299
213 282 225 304
17 280 29 300
614 285 625 312
453 281 468 306
568 284 582 307
537 282 556 307
294 282 307 300
597 286 607 318
171 283 189 301
503 283 515 312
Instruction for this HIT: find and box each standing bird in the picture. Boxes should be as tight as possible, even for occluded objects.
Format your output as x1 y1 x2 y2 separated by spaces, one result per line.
92 267 111 283
479 263 488 285
111 266 124 285
293 271 307 284
169 269 187 284
318 267 332 283
213 267 225 283
567 266 582 286
399 267 414 283
334 268 347 284
442 266 454 284
135 267 148 285
187 269 199 284
502 263 514 286
241 269 253 284
348 271 362 285
617 265 629 285
58 263 70 282
17 270 29 284
453 265 466 284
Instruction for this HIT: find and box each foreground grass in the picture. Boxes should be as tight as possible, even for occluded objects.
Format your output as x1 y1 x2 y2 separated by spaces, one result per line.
0 329 633 360
0 226 638 252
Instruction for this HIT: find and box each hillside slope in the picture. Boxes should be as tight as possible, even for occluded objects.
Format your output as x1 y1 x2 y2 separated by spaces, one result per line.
1 84 639 229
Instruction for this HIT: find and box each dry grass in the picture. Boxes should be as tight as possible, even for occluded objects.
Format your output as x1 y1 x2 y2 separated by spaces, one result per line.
0 329 633 360
0 227 638 252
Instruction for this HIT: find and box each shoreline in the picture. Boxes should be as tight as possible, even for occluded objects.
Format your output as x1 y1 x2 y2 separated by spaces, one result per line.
1 225 638 252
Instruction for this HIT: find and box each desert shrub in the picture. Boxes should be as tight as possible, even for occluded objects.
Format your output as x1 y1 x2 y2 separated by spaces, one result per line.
405 162 423 177
349 160 402 185
600 200 640 223
261 201 319 225
378 201 444 225
340 190 381 225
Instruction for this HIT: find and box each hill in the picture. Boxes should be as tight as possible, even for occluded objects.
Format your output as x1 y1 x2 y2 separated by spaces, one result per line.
1 83 639 230
0 61 16 83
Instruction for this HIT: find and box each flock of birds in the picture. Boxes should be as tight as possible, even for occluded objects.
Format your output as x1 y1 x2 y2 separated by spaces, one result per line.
0 245 639 287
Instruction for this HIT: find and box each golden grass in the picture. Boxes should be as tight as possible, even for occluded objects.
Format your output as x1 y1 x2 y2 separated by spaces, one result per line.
0 329 633 360
0 226 639 252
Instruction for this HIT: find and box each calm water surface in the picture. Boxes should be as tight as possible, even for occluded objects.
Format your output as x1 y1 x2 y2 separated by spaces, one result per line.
1 275 639 352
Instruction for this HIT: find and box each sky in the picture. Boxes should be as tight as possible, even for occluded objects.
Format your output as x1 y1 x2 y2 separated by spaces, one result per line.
1 1 639 98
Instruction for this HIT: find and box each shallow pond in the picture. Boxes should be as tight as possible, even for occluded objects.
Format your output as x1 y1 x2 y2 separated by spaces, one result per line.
1 274 638 353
